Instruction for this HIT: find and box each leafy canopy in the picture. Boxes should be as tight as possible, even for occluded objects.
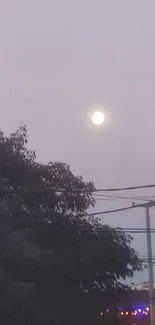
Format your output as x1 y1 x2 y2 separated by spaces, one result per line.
0 125 143 325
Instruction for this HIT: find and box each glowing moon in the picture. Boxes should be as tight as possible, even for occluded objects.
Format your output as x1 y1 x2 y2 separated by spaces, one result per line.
92 111 105 125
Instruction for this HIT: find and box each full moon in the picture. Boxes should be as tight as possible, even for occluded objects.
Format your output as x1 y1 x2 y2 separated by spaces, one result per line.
92 111 105 125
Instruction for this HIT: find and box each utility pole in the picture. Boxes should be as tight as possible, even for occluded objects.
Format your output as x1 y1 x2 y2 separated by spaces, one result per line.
145 205 155 325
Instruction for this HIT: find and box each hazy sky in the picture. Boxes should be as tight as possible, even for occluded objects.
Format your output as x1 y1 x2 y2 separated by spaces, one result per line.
1 0 155 283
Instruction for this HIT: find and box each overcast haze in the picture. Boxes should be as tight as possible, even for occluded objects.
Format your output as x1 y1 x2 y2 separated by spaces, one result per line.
1 0 155 283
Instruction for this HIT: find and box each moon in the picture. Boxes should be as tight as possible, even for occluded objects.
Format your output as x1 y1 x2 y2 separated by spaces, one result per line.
92 111 105 125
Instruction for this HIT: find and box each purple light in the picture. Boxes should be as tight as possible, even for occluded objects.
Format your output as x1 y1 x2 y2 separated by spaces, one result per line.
137 309 142 313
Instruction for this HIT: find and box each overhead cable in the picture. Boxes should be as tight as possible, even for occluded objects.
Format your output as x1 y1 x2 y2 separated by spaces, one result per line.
93 184 155 192
87 200 155 217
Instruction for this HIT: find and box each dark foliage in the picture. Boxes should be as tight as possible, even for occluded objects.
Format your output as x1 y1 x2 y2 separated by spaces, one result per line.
0 125 143 324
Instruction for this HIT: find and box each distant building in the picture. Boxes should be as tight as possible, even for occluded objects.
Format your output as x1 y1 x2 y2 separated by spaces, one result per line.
117 290 149 309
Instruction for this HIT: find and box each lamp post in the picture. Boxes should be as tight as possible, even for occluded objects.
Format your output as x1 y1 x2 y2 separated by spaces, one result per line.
145 205 155 325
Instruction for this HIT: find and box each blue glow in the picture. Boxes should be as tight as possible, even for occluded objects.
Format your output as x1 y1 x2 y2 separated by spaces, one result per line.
138 309 142 313
119 308 122 310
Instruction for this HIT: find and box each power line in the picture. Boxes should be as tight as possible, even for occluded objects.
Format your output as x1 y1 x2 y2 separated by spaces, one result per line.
94 197 150 204
115 228 155 232
111 227 155 234
114 228 155 231
118 230 155 234
87 201 155 217
93 184 155 192
93 193 154 202
94 198 138 204
2 183 155 196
